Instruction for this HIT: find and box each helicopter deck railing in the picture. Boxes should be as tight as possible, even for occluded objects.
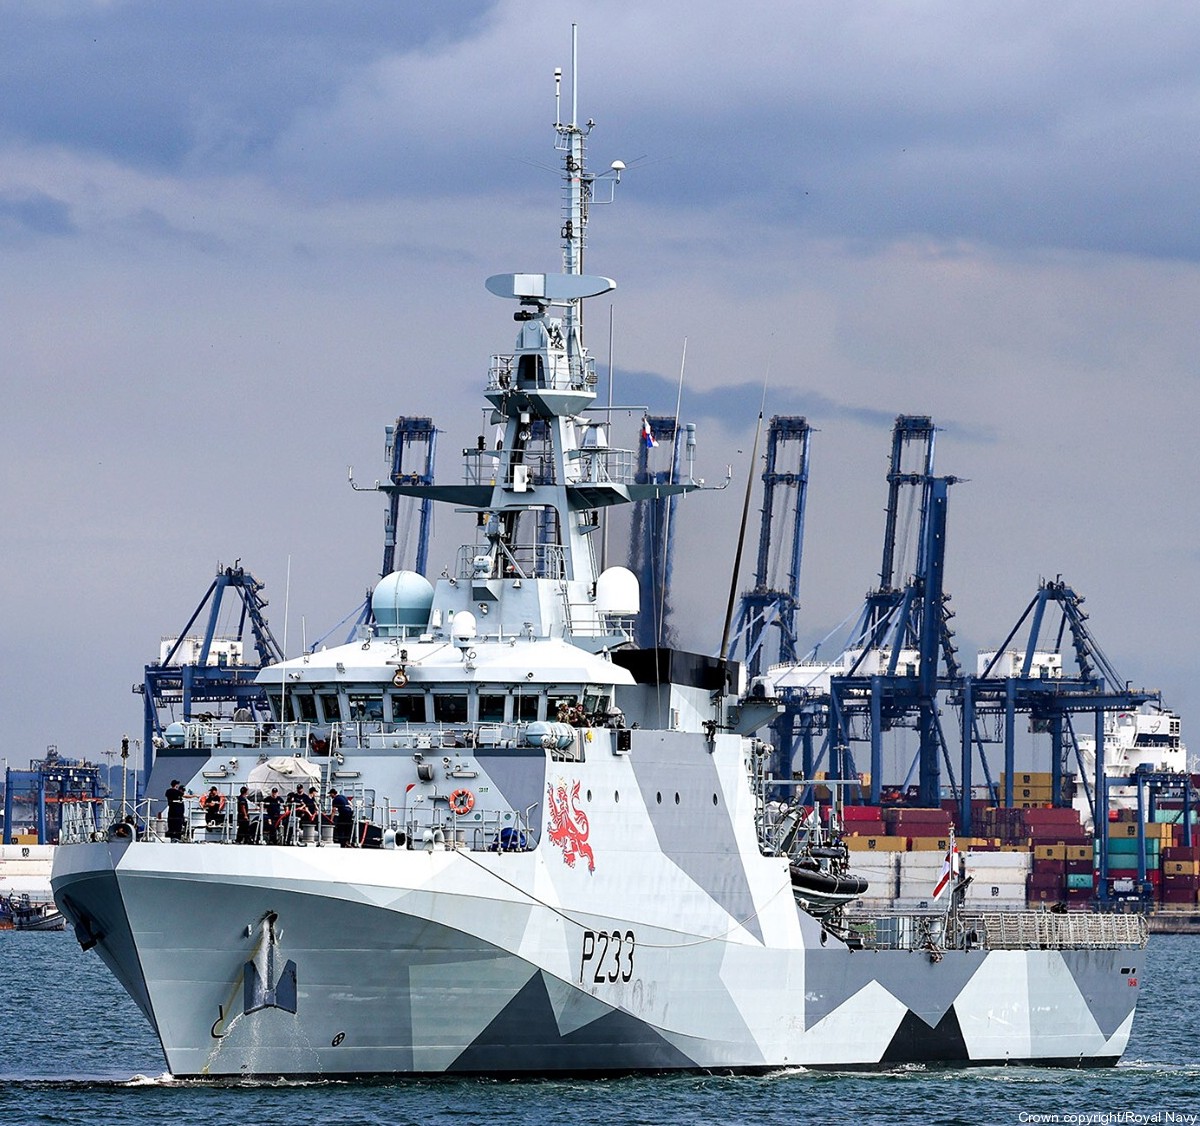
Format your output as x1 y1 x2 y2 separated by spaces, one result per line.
845 908 1147 951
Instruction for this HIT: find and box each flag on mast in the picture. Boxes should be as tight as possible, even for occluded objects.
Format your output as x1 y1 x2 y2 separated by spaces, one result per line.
641 416 657 449
932 828 960 899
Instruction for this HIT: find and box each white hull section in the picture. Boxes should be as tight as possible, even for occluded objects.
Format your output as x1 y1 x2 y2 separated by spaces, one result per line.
54 835 1139 1077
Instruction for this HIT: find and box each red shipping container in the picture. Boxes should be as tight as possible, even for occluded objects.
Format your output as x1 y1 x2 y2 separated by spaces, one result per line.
1023 808 1082 824
1164 846 1200 862
1066 859 1094 875
844 821 887 837
1032 859 1067 876
886 809 951 823
843 805 883 821
1163 873 1200 890
1161 887 1197 904
1027 873 1065 892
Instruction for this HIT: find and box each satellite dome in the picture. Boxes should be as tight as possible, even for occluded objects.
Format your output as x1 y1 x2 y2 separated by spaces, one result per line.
372 571 434 634
596 566 640 616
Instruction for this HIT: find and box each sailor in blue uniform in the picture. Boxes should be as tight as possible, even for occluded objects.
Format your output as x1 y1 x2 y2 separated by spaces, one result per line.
330 788 353 846
165 780 186 841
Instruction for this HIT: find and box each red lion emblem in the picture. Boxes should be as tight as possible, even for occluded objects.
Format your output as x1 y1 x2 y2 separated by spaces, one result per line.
546 780 595 873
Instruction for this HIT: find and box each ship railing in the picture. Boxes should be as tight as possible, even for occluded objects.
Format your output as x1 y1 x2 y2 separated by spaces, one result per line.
567 612 636 641
61 797 160 844
462 447 558 488
164 719 312 752
454 542 566 581
168 780 381 847
332 720 534 751
962 909 1148 950
390 802 539 853
487 353 594 394
845 908 1148 951
565 446 636 486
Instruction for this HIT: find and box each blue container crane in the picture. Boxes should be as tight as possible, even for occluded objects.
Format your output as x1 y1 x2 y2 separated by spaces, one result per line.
726 415 812 677
629 415 681 648
138 564 284 793
380 417 437 578
824 417 961 806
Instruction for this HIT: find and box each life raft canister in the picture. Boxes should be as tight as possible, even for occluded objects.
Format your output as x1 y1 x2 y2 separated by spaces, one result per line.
448 788 475 816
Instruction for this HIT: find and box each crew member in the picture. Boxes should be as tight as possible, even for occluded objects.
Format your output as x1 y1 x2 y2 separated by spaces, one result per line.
330 788 353 847
263 787 285 845
201 785 226 829
165 780 186 842
300 786 319 826
235 785 253 844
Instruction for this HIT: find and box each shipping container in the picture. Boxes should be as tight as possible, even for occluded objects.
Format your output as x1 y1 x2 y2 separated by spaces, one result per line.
846 836 908 852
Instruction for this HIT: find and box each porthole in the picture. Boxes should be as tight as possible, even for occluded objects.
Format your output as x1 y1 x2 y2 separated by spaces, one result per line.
586 789 592 801
713 794 719 806
674 792 680 805
615 790 620 803
656 792 662 805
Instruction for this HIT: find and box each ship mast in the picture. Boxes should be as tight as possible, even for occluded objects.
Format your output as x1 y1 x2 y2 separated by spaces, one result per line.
386 27 697 641
555 23 622 384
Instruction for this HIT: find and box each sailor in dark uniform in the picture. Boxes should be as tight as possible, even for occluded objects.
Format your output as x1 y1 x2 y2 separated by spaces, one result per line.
330 788 353 847
263 787 284 845
236 785 253 843
165 780 186 841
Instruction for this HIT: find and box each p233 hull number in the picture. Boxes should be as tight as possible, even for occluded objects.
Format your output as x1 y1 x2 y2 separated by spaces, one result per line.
580 929 635 984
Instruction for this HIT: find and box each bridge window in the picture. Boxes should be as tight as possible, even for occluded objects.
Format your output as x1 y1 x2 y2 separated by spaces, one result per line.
348 693 384 723
583 690 610 717
391 693 426 723
549 694 580 723
433 694 468 723
479 693 506 723
317 692 341 723
288 693 318 723
513 692 540 722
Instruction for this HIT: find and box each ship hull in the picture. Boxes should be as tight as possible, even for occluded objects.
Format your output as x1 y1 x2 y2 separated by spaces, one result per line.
53 840 1139 1078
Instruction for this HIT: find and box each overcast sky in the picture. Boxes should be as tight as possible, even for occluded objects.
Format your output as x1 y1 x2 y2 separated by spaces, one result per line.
3 1 1199 782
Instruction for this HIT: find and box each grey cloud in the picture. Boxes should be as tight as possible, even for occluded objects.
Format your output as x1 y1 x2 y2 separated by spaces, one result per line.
612 367 995 441
0 1 497 174
0 191 75 237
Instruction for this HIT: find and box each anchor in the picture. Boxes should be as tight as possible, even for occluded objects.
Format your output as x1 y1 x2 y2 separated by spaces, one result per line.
243 911 298 1016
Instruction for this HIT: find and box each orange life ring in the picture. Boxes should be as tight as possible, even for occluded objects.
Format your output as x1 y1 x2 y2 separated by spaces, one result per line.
448 788 475 816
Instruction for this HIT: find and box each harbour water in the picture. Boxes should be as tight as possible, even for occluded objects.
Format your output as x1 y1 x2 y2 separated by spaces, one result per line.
1 929 1196 1125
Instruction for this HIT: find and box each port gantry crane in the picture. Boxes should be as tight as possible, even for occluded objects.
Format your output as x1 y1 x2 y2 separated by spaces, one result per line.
380 417 437 579
822 416 963 807
629 414 683 649
138 563 284 793
336 415 440 645
724 416 815 781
